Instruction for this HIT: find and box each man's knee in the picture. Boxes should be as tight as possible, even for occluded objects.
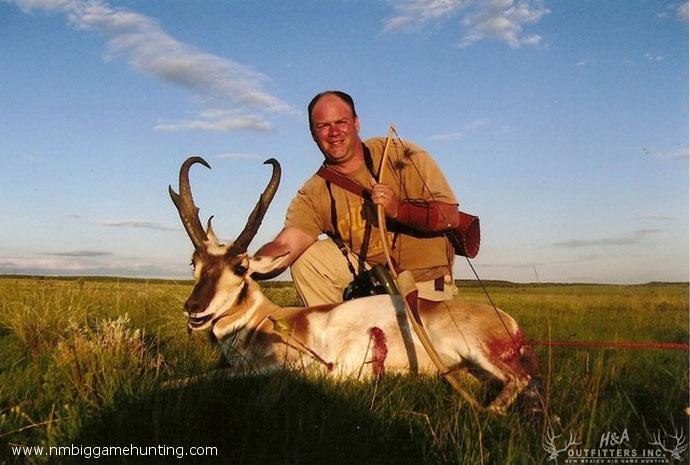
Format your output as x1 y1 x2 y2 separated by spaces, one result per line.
291 239 341 278
290 239 355 306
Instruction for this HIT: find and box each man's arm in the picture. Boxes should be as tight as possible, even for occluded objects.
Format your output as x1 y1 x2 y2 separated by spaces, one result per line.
370 179 459 232
394 201 460 232
251 226 316 280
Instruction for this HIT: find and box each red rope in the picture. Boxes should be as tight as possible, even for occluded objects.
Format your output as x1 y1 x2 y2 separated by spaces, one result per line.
527 340 689 351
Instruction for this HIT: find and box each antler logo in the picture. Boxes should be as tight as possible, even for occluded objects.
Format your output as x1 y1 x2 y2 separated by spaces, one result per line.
650 428 688 461
543 428 580 462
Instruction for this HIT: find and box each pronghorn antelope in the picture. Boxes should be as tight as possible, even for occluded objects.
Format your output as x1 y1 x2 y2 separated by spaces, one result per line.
169 156 535 414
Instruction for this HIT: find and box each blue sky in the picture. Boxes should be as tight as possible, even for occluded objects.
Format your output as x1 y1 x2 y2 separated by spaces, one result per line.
1 0 688 283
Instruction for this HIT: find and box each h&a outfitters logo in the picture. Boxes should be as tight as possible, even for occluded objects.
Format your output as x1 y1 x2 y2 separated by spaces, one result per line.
542 426 688 464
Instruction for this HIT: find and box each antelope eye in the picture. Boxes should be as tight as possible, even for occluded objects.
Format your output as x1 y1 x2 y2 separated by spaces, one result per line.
233 264 248 276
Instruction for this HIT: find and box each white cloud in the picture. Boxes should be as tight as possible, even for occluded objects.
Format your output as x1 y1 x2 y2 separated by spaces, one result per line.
658 2 689 21
430 117 489 141
458 0 549 48
43 250 112 257
384 0 549 49
0 255 187 278
20 153 49 162
642 146 689 160
8 0 290 131
631 214 675 221
214 152 262 161
100 220 178 231
552 229 662 248
154 116 272 133
645 53 666 62
11 0 74 12
383 0 468 31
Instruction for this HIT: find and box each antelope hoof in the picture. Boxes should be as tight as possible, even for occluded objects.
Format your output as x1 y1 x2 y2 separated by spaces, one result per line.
487 404 508 416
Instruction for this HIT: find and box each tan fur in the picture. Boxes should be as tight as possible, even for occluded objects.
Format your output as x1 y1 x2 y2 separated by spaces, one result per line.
182 258 533 414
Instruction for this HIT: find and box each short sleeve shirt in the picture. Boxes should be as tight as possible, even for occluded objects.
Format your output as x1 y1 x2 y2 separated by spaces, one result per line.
285 137 457 282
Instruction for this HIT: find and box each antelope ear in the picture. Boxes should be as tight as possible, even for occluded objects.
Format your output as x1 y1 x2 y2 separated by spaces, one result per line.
248 253 290 275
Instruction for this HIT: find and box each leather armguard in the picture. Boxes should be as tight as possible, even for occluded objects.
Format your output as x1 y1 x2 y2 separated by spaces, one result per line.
395 201 460 232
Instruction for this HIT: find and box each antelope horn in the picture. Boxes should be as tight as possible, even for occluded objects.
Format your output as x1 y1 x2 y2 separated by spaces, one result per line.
230 158 281 254
169 156 211 251
205 215 219 244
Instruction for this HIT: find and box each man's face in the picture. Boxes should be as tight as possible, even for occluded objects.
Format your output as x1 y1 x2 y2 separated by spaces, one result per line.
310 94 361 165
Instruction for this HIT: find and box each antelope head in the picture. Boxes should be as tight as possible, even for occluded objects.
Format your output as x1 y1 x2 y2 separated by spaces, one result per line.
169 156 282 331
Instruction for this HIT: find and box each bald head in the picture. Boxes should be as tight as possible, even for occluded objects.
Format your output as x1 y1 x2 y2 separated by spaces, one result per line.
308 91 357 135
308 91 362 169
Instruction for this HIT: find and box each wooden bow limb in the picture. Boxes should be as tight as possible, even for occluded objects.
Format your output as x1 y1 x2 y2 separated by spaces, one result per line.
376 126 398 274
376 126 481 410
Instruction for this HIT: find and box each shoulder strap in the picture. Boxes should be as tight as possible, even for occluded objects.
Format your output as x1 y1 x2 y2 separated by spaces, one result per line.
316 166 371 200
319 169 373 273
324 181 360 278
362 143 377 179
315 144 378 197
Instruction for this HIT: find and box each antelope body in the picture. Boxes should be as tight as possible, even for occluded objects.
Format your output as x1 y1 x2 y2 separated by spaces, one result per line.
170 157 534 414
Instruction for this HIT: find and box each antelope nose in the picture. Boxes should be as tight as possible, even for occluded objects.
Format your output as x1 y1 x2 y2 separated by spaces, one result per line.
184 299 200 314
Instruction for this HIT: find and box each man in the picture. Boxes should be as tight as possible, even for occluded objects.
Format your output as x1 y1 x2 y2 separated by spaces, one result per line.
255 90 461 305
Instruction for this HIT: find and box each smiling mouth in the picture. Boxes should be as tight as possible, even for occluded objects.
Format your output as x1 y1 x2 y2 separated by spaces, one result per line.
187 313 213 329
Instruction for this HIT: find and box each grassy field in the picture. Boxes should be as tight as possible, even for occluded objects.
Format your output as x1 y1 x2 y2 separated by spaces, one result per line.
0 276 687 464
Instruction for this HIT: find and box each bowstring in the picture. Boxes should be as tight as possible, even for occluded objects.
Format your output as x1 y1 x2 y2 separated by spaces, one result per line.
389 126 518 348
389 126 454 227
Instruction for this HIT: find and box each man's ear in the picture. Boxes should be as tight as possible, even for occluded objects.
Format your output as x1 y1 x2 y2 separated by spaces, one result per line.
248 253 290 276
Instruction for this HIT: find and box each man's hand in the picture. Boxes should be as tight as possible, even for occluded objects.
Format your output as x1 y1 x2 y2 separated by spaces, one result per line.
252 227 315 280
369 178 400 219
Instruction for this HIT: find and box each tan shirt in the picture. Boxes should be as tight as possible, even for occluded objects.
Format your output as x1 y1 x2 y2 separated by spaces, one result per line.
286 137 457 282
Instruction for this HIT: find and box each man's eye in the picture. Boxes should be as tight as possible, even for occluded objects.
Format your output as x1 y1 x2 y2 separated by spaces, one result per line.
233 264 248 276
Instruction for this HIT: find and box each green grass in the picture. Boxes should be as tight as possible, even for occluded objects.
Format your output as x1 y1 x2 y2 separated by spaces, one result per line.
0 277 687 464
